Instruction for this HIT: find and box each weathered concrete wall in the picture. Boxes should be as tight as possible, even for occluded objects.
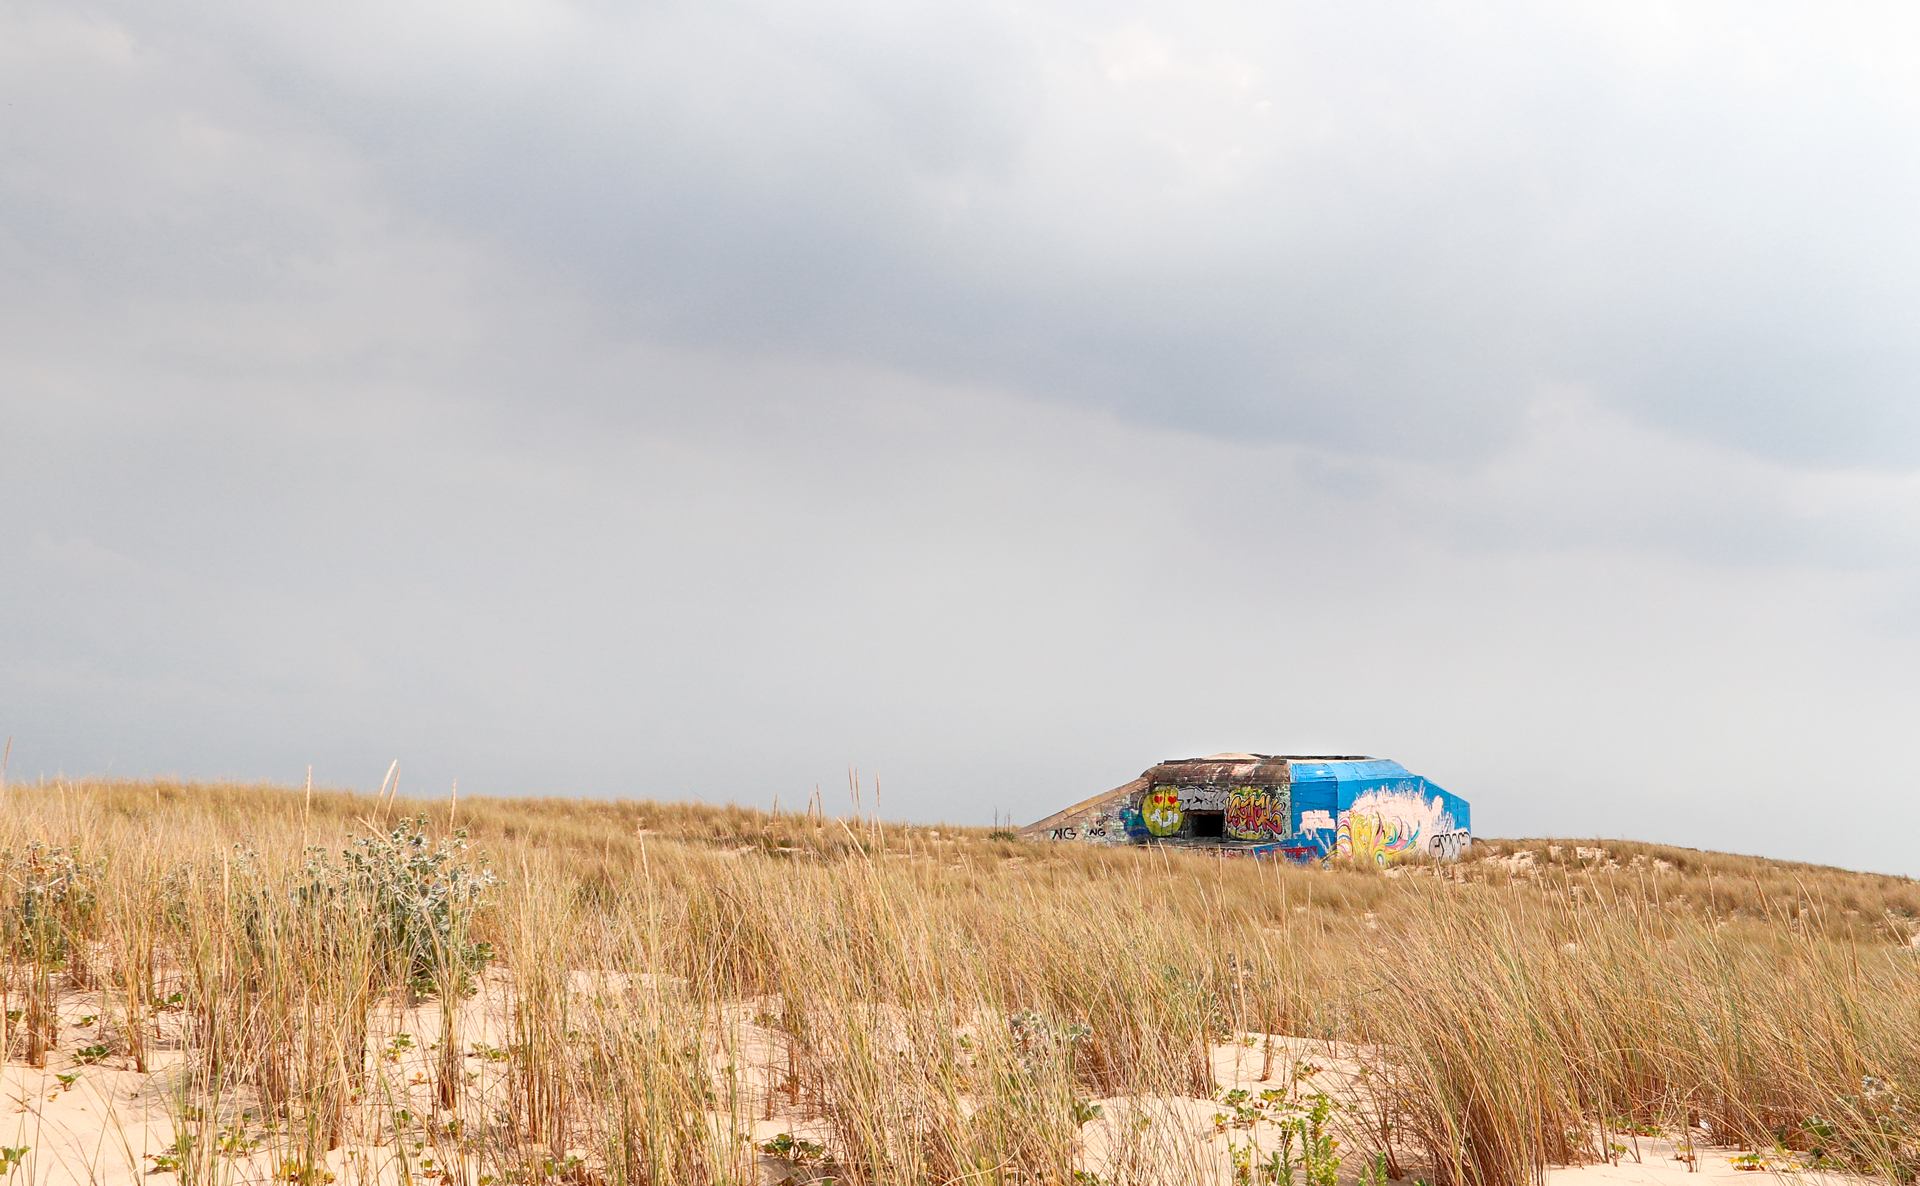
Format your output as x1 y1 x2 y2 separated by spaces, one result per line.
1139 783 1292 842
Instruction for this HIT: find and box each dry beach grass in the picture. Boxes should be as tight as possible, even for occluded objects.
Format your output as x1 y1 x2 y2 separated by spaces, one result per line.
1 780 1917 1186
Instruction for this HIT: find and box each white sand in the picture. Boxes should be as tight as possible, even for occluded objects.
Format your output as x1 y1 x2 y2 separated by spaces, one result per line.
0 983 1870 1186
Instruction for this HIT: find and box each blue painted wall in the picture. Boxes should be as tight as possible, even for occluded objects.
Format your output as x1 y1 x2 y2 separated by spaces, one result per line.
1226 760 1471 863
1292 760 1471 863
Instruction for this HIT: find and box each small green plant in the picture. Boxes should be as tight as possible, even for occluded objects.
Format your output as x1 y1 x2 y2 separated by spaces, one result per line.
276 1157 336 1185
759 1133 828 1165
219 1130 260 1157
1609 1116 1662 1137
1297 1093 1341 1186
1263 1131 1299 1186
74 1043 110 1064
213 1114 263 1158
1230 1139 1256 1186
1215 1087 1261 1131
1210 1086 1337 1185
1006 1011 1093 1065
1212 1086 1297 1132
1359 1152 1389 1186
0 1147 27 1179
149 1139 188 1175
533 1153 586 1184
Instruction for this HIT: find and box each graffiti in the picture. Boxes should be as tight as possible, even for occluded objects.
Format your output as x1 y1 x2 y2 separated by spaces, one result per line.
1427 828 1470 860
1141 786 1184 837
1337 784 1462 865
1045 813 1125 844
1180 785 1231 811
1340 810 1416 864
1226 786 1289 841
1299 809 1334 832
1219 841 1325 863
1063 820 1125 844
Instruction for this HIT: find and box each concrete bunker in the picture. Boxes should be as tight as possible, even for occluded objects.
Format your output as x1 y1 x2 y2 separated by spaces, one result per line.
1021 753 1471 864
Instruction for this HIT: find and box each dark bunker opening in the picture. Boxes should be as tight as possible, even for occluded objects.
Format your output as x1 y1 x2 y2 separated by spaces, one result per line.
1188 811 1226 839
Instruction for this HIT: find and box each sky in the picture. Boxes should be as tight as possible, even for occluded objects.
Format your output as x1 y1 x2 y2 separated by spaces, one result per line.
4 1 1919 874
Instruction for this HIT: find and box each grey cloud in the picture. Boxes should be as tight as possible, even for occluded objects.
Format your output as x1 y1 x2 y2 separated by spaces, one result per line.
18 2 1920 464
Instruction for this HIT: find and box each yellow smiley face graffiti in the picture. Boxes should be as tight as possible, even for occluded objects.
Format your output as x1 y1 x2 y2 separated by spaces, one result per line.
1141 786 1184 837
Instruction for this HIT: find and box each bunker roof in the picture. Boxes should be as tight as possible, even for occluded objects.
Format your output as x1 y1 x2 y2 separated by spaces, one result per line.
1143 753 1379 787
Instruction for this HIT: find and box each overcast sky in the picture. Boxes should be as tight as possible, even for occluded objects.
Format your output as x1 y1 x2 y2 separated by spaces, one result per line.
5 1 1919 873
